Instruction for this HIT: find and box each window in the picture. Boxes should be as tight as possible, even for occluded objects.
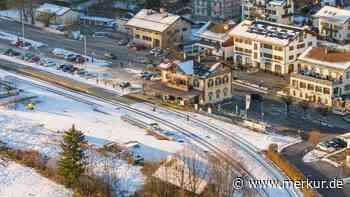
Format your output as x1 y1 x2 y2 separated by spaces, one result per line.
135 34 140 39
216 89 221 99
289 55 294 60
263 53 272 59
254 43 258 50
324 87 330 95
274 46 283 51
193 79 199 88
300 82 306 89
208 79 214 87
297 43 305 49
254 52 258 59
345 84 350 91
215 78 222 86
315 86 322 92
289 46 294 51
263 44 273 50
292 80 298 88
307 84 314 91
273 55 283 61
223 88 228 97
223 75 229 83
208 92 213 101
308 41 313 46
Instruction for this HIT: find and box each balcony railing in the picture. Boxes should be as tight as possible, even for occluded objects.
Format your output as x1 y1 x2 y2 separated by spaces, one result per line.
291 72 342 86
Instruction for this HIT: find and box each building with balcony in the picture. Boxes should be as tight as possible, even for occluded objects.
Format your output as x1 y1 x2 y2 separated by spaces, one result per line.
192 0 241 20
241 0 294 25
229 20 316 75
192 21 235 60
290 47 350 106
147 59 232 106
126 9 191 49
313 6 350 44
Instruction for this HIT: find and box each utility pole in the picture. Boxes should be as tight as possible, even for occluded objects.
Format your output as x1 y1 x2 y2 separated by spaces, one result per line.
83 35 87 56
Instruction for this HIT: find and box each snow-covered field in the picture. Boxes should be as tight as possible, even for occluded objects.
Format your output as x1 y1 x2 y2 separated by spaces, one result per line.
0 68 302 196
0 159 73 197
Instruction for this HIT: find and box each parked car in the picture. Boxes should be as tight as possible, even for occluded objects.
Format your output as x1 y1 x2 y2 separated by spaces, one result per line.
30 56 40 63
65 53 77 61
104 52 117 60
150 47 162 56
22 53 34 61
119 81 131 89
150 73 161 81
127 42 135 48
75 55 85 64
93 32 111 38
4 49 20 56
332 107 349 116
140 71 153 80
40 58 57 67
117 39 128 46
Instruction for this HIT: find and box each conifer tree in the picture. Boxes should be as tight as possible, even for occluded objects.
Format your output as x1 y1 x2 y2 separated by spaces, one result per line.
58 125 87 186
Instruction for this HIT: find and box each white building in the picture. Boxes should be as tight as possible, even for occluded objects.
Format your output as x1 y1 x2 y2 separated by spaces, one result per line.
229 20 316 75
193 21 235 60
313 6 350 44
126 9 192 49
35 3 79 27
290 47 350 106
241 0 294 25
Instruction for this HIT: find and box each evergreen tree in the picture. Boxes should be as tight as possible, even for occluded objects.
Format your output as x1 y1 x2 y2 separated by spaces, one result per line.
58 125 87 186
145 0 161 10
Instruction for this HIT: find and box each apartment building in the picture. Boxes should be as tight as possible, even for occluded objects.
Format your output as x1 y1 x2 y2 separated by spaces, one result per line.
290 47 350 106
147 59 232 106
126 9 191 49
193 21 235 60
241 0 294 25
229 20 317 75
193 0 241 20
313 6 350 44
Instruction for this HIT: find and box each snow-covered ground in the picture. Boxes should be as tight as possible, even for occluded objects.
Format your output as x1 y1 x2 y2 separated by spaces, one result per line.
0 159 73 197
0 69 302 196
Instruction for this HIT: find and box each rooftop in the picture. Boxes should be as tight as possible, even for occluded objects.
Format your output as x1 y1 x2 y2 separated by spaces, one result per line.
36 3 71 16
299 47 350 70
197 21 235 42
229 20 307 46
126 9 180 32
314 6 350 24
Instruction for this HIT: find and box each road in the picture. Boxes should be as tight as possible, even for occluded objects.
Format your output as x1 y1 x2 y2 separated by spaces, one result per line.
282 141 349 197
0 19 155 67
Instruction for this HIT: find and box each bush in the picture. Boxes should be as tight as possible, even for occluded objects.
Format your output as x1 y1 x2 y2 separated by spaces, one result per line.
267 144 315 197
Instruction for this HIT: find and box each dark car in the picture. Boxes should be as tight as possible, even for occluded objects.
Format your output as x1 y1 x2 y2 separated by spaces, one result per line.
104 52 117 60
75 55 85 64
117 39 128 46
119 81 131 89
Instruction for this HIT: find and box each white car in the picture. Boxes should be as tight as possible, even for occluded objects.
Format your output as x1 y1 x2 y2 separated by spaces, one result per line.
332 108 349 116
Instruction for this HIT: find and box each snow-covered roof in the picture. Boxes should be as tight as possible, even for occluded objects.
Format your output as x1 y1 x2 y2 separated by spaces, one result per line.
314 6 350 24
80 16 115 23
229 20 307 46
36 3 71 16
178 60 194 75
126 9 180 32
299 47 350 70
269 0 286 6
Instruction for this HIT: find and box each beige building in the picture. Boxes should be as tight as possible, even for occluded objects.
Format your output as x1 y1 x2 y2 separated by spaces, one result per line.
290 47 350 106
313 6 350 44
126 9 191 49
148 59 232 106
35 3 79 27
229 20 317 75
241 0 294 25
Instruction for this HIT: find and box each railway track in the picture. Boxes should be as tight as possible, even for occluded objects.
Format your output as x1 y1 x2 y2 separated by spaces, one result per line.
6 70 298 197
